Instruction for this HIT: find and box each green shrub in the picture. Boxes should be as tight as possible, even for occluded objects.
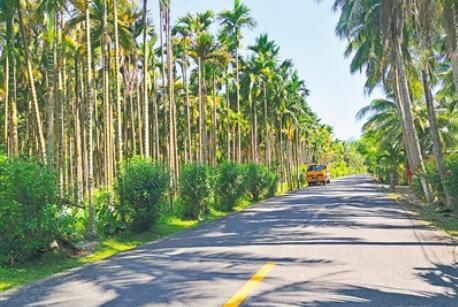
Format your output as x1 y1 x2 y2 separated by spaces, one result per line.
412 162 443 202
0 156 59 265
116 156 169 233
214 162 246 211
94 190 126 236
268 173 279 197
446 154 458 207
244 164 276 201
412 156 458 206
179 163 211 219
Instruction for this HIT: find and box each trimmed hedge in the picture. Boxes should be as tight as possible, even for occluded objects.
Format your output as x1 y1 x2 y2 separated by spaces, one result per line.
245 163 276 201
0 156 59 265
214 162 246 211
179 163 211 219
116 156 169 233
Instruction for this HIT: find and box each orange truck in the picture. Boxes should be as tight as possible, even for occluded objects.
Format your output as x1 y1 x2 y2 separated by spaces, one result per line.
306 164 331 186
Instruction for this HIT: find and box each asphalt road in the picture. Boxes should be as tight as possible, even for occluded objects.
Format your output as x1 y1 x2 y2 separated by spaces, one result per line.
1 175 457 306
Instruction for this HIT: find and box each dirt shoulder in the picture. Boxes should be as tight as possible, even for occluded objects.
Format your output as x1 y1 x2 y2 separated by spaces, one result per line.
387 185 458 241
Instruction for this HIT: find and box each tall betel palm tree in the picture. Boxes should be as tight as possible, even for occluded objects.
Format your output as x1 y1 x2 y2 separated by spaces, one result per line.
249 34 280 167
84 0 97 239
218 0 256 163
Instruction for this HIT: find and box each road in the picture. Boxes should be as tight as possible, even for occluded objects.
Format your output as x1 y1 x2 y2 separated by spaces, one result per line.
1 175 457 306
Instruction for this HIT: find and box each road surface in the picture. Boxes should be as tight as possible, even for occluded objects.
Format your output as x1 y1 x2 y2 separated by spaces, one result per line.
1 175 457 306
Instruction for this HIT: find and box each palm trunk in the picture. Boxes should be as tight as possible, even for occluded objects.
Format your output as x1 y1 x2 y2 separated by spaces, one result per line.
226 79 231 162
421 68 454 207
444 0 458 93
166 5 178 195
9 65 18 156
198 58 208 164
211 71 217 166
75 58 84 205
46 8 57 169
250 81 257 164
295 126 300 188
136 71 144 155
3 47 8 150
102 0 111 186
235 33 241 163
159 4 168 164
143 0 150 157
394 43 432 202
17 3 46 162
113 0 123 165
85 0 97 239
263 81 270 167
182 45 192 163
152 64 160 161
279 116 284 192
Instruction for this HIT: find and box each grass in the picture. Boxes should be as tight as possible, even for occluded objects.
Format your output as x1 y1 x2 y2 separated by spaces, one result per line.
0 195 268 293
0 234 157 292
417 206 458 240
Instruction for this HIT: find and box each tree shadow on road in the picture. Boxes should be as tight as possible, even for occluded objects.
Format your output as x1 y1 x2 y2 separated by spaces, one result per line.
249 262 458 306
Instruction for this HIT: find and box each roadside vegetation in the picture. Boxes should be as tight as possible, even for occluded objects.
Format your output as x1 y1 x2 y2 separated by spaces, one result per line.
333 1 458 230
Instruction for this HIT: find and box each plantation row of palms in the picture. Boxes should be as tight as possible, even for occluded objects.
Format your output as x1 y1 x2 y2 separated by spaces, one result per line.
334 0 458 207
0 0 348 237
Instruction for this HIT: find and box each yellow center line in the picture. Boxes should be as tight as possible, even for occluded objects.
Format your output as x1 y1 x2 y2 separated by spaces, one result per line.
223 262 277 307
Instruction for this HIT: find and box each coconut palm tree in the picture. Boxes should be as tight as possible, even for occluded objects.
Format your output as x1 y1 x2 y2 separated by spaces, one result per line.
333 0 432 201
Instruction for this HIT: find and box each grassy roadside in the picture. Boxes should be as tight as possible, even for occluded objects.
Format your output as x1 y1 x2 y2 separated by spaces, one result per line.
389 190 458 241
0 196 262 293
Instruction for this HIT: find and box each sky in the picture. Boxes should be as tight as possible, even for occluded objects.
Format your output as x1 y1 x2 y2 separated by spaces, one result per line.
150 0 385 140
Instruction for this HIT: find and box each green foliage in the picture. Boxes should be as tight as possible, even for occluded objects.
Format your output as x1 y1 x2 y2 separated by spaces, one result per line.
446 154 458 207
411 155 458 206
94 190 125 236
329 160 349 178
179 163 211 219
116 156 169 233
328 140 367 178
244 164 276 201
0 156 58 265
214 162 246 211
412 162 443 203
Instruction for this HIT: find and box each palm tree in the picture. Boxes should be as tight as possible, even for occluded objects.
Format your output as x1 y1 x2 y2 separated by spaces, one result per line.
249 34 280 166
218 0 256 163
379 0 431 201
113 0 123 166
84 0 97 239
413 1 454 208
442 0 458 94
17 0 47 162
187 11 219 164
143 0 149 157
1 0 17 156
333 0 432 201
174 14 194 163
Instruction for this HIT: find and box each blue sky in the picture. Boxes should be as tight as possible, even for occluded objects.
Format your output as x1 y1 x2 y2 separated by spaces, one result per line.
150 0 384 140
